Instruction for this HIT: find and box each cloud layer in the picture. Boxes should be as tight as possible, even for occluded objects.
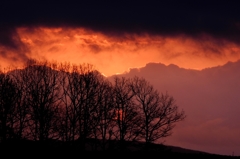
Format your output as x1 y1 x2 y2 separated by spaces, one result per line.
1 1 240 75
1 27 240 76
1 1 240 45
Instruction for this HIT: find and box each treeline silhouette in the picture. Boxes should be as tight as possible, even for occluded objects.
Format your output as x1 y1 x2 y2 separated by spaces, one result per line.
0 60 185 152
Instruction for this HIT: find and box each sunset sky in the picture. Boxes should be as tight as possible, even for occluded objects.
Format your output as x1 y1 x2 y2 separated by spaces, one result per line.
1 1 240 76
1 0 240 155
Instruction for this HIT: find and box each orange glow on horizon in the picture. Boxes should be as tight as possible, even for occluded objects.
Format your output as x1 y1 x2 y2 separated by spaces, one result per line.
1 27 240 76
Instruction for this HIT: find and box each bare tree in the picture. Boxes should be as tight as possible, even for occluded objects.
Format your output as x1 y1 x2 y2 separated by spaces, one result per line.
129 76 186 150
6 69 29 140
111 76 142 151
0 71 19 142
90 78 116 151
19 61 62 142
58 63 80 143
0 59 186 152
58 63 104 150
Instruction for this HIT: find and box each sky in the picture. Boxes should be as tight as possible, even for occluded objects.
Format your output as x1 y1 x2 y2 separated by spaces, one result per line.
0 0 240 155
114 61 240 156
1 1 240 76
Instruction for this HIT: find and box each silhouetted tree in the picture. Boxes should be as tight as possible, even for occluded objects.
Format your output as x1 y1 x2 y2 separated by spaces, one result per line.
80 66 102 148
59 63 104 150
0 71 19 142
129 76 186 150
19 61 62 141
58 64 81 143
0 59 186 152
112 76 142 151
7 69 29 140
90 78 116 151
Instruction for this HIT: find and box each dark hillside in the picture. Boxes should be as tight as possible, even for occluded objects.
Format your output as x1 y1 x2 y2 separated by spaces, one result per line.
0 139 238 158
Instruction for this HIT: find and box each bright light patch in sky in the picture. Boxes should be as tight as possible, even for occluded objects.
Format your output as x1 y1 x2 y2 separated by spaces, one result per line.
1 27 240 76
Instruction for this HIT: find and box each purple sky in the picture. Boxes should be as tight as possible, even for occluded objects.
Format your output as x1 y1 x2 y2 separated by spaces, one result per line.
109 60 240 155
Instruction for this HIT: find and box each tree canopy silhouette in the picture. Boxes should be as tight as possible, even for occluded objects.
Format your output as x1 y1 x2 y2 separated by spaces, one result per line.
0 59 186 151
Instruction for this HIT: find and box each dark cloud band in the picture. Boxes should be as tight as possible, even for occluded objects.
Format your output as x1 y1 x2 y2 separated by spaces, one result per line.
0 1 240 48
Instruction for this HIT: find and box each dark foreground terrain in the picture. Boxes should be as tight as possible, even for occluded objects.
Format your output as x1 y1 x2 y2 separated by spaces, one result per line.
0 139 239 159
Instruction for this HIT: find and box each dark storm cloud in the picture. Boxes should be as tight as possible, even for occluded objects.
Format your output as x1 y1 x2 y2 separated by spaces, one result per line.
1 0 240 48
0 25 29 62
0 26 21 49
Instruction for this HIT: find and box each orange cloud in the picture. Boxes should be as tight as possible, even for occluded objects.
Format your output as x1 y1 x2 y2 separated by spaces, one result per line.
1 27 240 76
